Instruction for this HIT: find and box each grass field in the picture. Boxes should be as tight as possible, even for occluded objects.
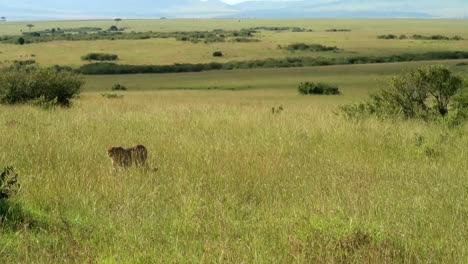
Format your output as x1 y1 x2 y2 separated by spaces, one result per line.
1 19 468 67
1 19 468 263
1 88 468 263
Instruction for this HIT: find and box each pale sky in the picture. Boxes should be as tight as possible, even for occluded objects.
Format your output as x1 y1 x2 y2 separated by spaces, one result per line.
221 0 298 4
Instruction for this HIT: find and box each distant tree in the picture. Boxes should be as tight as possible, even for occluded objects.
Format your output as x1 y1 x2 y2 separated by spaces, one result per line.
0 17 6 21
114 18 122 26
26 24 34 32
108 25 119 31
17 37 25 45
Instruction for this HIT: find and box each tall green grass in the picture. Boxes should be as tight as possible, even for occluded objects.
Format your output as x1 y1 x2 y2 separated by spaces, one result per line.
1 90 467 262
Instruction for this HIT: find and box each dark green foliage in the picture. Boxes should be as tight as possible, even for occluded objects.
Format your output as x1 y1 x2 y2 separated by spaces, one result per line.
17 37 25 45
326 28 351 32
79 62 224 74
77 51 468 75
449 89 468 126
112 83 127 91
1 29 257 45
248 26 309 32
231 37 260 42
286 43 339 52
379 34 463 41
377 34 398 39
0 167 45 231
298 82 341 95
0 66 84 107
108 25 119 31
212 51 223 57
81 53 119 61
340 65 467 121
0 167 19 200
13 59 36 66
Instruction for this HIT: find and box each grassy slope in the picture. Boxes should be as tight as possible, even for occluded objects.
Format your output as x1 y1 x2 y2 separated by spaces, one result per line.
1 19 468 66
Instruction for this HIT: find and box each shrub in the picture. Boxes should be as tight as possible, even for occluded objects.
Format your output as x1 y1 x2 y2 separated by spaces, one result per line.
108 25 119 31
298 82 341 95
286 43 338 52
0 167 19 200
340 65 467 120
17 37 25 45
13 59 35 67
326 28 351 32
377 34 398 39
82 53 119 61
0 66 84 107
213 51 223 57
112 83 127 91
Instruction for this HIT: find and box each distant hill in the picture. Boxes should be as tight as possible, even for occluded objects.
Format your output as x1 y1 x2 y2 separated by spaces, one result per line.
1 0 467 20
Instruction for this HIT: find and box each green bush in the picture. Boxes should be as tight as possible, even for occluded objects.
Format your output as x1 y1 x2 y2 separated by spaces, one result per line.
81 53 119 61
112 83 127 91
212 51 223 57
326 28 351 32
298 82 341 95
286 43 339 52
0 167 19 201
340 65 467 121
17 37 25 45
0 66 84 107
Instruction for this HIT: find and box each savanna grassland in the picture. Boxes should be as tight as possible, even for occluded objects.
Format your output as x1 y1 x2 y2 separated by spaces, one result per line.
1 19 468 263
1 19 468 66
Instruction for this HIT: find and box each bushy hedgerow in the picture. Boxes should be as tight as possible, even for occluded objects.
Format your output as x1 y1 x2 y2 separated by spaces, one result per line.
77 51 468 75
286 43 339 52
326 28 351 32
2 29 257 45
339 65 468 123
378 34 463 41
298 82 341 95
81 53 119 61
0 66 84 107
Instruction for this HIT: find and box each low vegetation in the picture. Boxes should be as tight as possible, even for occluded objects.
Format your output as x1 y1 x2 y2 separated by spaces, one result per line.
248 26 310 32
111 83 127 91
212 51 223 57
0 66 84 106
285 43 339 52
325 28 351 32
0 29 257 45
378 34 464 40
0 167 19 201
101 93 124 99
340 65 468 123
81 53 119 61
298 82 341 95
78 51 468 75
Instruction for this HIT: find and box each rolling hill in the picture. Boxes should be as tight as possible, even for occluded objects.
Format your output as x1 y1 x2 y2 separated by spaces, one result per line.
0 0 467 20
